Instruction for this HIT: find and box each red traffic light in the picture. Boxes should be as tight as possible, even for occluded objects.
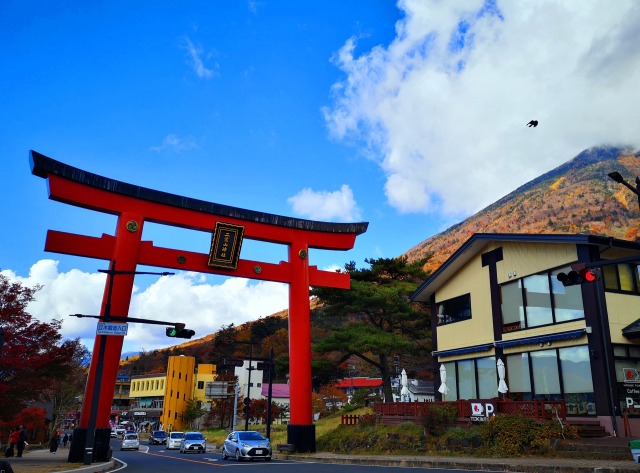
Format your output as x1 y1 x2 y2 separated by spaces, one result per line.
556 267 599 286
581 268 598 283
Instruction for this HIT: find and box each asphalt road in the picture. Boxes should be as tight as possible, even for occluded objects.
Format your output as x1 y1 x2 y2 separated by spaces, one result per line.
113 439 507 473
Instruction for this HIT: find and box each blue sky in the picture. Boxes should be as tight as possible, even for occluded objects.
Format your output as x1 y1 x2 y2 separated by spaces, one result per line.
2 1 639 353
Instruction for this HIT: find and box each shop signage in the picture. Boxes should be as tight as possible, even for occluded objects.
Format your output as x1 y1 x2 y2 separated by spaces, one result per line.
469 400 497 422
619 367 640 417
133 411 147 416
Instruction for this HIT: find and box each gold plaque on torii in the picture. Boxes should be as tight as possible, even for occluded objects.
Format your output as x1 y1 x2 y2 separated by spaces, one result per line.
208 222 244 270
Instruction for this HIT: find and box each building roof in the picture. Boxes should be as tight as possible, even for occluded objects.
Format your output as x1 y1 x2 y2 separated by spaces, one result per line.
336 378 383 389
261 383 290 398
411 233 640 303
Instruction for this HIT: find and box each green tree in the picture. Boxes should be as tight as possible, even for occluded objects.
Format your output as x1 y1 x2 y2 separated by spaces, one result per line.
311 257 431 401
183 399 206 430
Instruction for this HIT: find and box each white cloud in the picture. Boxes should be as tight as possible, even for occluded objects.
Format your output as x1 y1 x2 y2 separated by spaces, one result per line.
2 261 288 354
151 133 197 152
287 184 362 221
182 36 217 79
324 0 640 217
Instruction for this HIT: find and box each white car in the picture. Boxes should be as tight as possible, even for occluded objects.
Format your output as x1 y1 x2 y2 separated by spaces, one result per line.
120 432 140 450
166 431 185 450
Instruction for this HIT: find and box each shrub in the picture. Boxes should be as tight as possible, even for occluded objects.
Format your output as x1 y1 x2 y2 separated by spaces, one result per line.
421 403 458 437
479 413 535 457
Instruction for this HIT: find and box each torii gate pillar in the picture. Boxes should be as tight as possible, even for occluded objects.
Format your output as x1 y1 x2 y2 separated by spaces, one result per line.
30 151 367 455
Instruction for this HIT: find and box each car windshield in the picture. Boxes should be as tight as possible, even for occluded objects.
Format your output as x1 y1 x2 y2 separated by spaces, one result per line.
238 431 265 441
185 433 204 440
154 432 166 437
170 433 184 438
124 434 137 440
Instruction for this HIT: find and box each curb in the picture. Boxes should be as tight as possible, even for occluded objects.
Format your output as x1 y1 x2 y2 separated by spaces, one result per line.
275 453 639 473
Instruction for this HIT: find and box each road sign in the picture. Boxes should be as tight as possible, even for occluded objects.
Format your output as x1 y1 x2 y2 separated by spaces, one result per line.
96 322 128 336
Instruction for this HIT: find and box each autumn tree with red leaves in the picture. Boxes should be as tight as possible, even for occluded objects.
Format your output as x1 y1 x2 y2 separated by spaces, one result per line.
0 274 84 424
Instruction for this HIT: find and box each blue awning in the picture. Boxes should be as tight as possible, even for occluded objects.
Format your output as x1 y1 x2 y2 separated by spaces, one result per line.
495 329 586 348
433 343 494 357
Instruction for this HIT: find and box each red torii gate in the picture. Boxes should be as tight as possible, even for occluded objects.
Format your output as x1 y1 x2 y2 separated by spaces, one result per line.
30 150 367 453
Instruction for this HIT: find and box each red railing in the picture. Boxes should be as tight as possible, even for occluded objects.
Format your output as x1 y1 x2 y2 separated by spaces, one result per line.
373 399 566 420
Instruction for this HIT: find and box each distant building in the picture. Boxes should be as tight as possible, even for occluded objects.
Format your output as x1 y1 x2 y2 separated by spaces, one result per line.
261 383 290 424
112 355 217 432
336 377 384 401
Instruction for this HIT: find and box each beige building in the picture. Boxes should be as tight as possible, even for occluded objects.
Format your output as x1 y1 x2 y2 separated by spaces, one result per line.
411 233 640 436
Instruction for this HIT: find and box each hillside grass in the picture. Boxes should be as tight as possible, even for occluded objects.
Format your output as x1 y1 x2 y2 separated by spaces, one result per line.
203 407 372 448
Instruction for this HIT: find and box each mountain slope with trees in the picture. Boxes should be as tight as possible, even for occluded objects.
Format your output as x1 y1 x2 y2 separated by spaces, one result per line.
403 146 640 271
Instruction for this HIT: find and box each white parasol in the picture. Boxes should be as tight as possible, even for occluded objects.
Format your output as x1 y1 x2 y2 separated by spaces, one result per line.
497 358 509 394
438 364 449 399
400 369 410 401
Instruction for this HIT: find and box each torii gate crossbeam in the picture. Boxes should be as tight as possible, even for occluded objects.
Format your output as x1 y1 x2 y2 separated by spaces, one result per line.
30 150 368 454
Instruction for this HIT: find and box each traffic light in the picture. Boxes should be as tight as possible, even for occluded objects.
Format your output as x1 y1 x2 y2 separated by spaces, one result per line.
166 323 196 339
556 268 599 287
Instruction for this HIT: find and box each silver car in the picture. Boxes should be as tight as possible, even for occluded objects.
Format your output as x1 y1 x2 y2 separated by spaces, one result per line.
222 430 272 461
120 432 140 450
179 431 206 454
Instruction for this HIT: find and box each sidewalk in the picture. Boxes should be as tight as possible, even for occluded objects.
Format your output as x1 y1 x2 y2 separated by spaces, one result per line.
3 448 114 473
276 451 639 473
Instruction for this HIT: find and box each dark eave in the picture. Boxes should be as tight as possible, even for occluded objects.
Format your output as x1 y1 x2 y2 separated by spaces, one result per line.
30 150 369 235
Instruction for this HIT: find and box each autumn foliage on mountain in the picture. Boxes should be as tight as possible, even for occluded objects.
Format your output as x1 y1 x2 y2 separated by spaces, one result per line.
402 146 640 271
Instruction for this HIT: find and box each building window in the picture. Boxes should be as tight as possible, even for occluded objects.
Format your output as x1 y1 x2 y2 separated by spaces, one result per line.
501 266 584 333
505 346 594 414
437 293 471 325
604 263 640 293
457 359 477 399
197 381 204 389
477 357 498 399
531 350 561 396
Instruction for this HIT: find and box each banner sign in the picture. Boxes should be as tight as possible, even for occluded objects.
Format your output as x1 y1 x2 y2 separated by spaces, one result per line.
208 222 244 269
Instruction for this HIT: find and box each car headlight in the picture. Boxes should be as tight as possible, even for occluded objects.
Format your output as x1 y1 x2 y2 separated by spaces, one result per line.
242 443 251 448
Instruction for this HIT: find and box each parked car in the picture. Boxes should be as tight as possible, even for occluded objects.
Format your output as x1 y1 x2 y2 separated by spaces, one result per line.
149 430 167 445
166 431 184 450
222 430 272 461
110 428 118 438
179 431 206 454
120 432 140 451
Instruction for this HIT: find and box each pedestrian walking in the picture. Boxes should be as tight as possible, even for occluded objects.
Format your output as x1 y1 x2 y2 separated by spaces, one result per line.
63 433 69 448
49 432 60 453
16 425 27 458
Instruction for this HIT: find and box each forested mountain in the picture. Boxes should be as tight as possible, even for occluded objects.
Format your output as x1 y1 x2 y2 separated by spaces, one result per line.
403 146 640 272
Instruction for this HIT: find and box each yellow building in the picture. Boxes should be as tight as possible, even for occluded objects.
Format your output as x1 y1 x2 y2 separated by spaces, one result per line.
127 373 166 429
411 233 640 437
159 356 217 431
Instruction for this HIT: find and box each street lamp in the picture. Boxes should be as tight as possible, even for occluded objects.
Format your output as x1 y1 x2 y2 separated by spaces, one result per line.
608 172 640 209
80 260 173 465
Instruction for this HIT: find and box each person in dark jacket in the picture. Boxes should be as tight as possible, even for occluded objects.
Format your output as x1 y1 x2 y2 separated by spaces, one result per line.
49 432 60 453
16 426 27 458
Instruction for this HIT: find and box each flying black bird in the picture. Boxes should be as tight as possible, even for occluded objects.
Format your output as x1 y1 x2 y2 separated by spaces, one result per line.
526 120 538 127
